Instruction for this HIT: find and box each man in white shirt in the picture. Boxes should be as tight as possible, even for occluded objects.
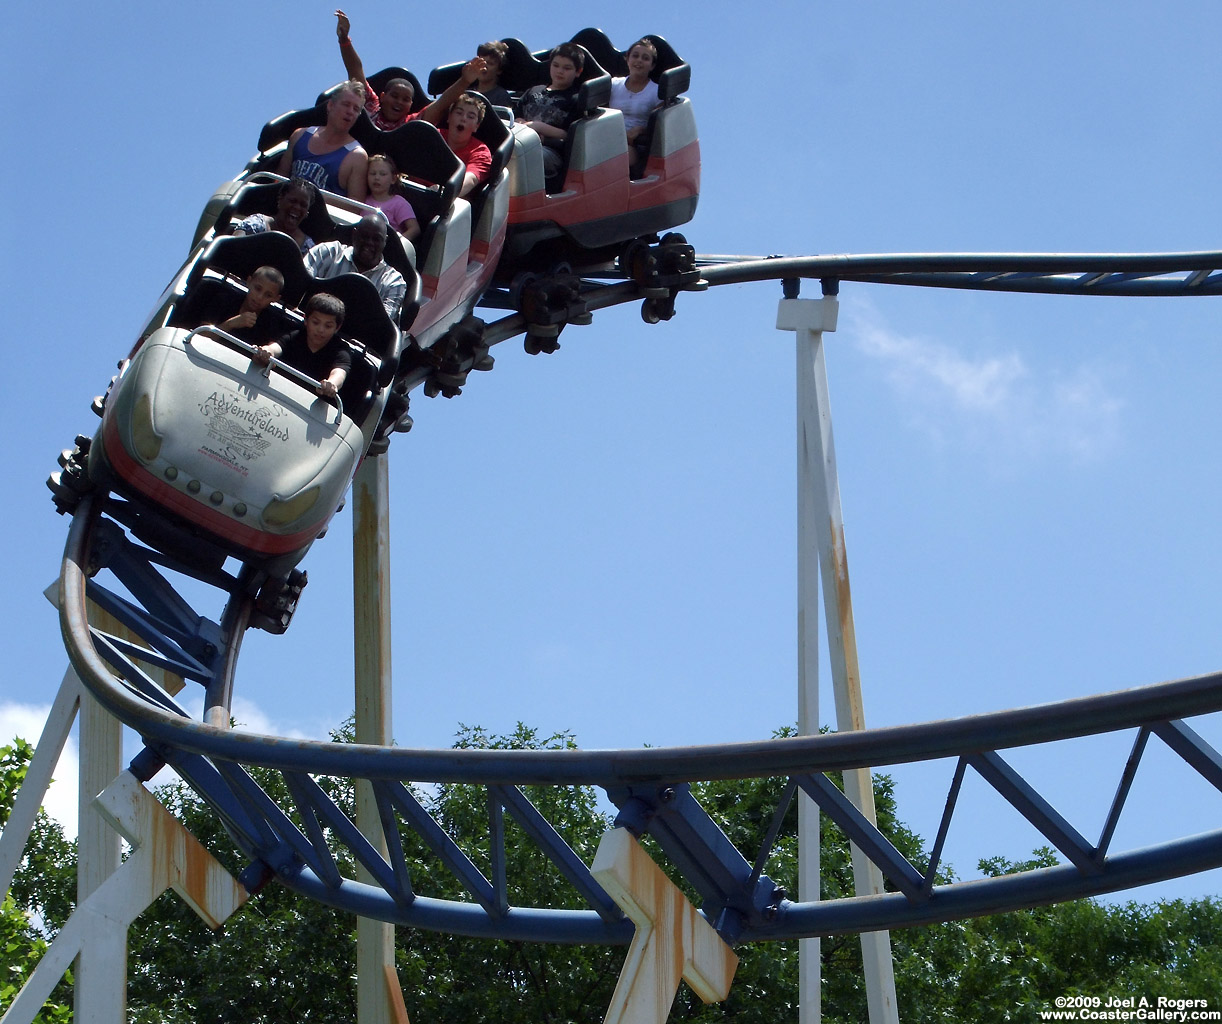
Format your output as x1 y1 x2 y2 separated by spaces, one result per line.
305 215 406 321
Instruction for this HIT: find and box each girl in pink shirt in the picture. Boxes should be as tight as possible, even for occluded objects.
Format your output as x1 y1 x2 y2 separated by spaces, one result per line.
363 154 420 243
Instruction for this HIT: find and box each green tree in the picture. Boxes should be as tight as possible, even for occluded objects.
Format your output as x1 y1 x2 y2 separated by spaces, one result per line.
906 850 1222 1023
0 739 75 1023
395 723 623 1023
5 723 1222 1022
126 723 362 1024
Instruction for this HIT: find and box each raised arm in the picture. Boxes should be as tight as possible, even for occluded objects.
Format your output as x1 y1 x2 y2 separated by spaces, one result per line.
417 58 487 125
335 10 367 84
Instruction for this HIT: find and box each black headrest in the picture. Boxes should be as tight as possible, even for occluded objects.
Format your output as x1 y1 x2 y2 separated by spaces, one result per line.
494 38 538 93
303 274 398 368
468 91 512 161
656 65 691 103
575 73 612 114
372 120 464 210
332 220 416 285
361 68 428 112
567 28 690 98
257 105 326 154
192 233 311 307
639 34 685 75
568 28 625 77
427 61 465 98
232 180 281 213
348 108 382 153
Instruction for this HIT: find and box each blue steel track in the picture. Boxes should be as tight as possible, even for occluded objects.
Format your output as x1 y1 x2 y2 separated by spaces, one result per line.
60 250 1222 946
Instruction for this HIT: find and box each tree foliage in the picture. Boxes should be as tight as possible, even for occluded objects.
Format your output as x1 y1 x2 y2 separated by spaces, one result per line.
125 720 622 1023
0 739 75 1023
395 723 623 1023
2 723 1220 1022
126 723 363 1024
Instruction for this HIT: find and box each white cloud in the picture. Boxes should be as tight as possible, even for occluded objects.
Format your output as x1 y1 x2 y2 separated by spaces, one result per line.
0 689 323 840
0 702 79 838
176 692 313 739
844 297 1123 464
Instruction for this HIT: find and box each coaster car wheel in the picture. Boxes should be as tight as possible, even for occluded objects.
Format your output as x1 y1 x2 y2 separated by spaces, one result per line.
641 295 676 324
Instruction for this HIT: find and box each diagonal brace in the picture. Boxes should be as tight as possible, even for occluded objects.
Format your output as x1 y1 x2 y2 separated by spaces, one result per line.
493 784 625 923
793 773 927 900
1152 720 1222 792
968 751 1098 872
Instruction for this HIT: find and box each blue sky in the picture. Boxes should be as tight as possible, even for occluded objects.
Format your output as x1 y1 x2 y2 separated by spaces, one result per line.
4 0 1222 913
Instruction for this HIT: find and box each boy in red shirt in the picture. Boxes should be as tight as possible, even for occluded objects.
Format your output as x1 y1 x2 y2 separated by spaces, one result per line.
440 94 493 197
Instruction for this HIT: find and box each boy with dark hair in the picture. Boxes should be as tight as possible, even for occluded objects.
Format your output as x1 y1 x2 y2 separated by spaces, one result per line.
514 44 585 188
255 293 351 400
205 266 286 344
475 41 511 107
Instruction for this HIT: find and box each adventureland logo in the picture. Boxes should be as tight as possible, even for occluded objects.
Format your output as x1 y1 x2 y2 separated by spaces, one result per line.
197 389 290 475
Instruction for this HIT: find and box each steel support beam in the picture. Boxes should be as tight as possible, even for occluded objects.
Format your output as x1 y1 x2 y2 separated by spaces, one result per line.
780 289 900 1024
353 456 404 1024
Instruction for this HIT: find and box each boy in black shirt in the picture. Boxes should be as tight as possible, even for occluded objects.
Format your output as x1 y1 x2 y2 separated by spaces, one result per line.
255 293 351 400
515 43 585 189
205 266 286 344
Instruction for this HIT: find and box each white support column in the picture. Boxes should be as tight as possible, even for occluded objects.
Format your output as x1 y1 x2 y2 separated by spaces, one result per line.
32 583 188 1022
0 660 124 1021
794 297 826 1024
352 456 406 1024
0 669 81 895
779 291 900 1024
592 828 739 1024
76 665 125 1023
2 772 246 1024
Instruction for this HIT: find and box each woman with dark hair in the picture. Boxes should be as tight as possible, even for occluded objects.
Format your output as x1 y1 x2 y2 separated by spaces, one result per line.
234 177 320 254
609 39 661 177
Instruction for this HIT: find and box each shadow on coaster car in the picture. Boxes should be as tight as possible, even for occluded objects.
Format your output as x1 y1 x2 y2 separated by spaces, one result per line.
51 232 401 626
429 28 699 273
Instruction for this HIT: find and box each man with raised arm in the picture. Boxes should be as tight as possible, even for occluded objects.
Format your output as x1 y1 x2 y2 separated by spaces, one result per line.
334 10 488 132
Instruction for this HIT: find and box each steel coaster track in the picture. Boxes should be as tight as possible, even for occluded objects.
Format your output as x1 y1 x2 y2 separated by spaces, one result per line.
58 249 1222 945
692 250 1222 297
